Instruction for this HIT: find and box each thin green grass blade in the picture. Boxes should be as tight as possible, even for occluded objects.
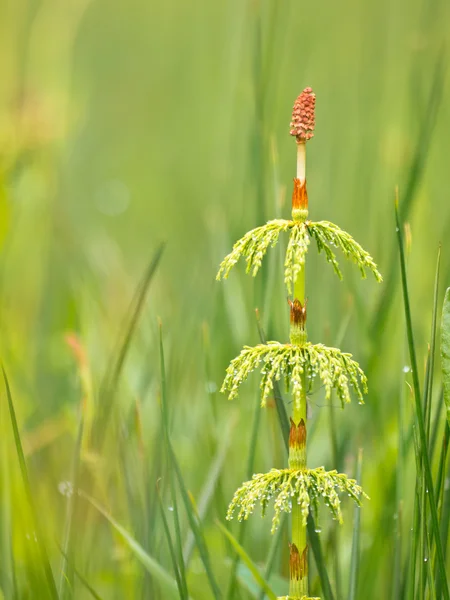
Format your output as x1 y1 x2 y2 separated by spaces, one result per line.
430 390 444 461
2 366 58 599
82 493 184 600
406 385 423 600
92 243 164 448
226 308 270 600
425 248 441 442
370 53 445 345
257 514 287 600
183 413 235 565
0 379 15 599
132 399 159 598
59 548 105 600
307 515 336 600
169 444 222 599
427 524 438 600
156 482 187 599
72 570 104 600
217 521 276 600
407 493 420 600
419 244 441 600
395 202 449 600
329 312 353 600
59 410 84 599
226 391 262 600
394 325 407 600
441 287 450 426
159 326 222 599
419 481 427 600
435 422 450 599
436 423 450 506
159 323 189 597
348 449 363 600
439 458 450 563
420 349 432 600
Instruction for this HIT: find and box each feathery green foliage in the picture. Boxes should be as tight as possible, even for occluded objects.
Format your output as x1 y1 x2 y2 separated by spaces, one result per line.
307 222 382 285
217 220 292 280
226 467 367 533
221 341 367 408
217 219 381 294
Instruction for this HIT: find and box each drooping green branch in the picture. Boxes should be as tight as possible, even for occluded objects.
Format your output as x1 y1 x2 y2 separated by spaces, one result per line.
216 220 293 279
226 467 368 533
308 221 382 284
221 341 368 409
217 219 382 295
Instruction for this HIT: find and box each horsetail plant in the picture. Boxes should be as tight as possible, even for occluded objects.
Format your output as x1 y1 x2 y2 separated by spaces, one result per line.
217 88 382 599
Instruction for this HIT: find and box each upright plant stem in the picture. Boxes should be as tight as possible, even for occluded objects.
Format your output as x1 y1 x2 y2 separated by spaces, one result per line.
289 141 308 598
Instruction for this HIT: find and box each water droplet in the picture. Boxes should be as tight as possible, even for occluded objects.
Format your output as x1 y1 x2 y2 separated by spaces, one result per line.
403 365 411 373
168 506 174 512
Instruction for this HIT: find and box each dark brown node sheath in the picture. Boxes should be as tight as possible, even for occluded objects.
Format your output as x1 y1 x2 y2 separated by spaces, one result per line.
292 177 308 212
289 298 307 330
290 87 316 141
289 417 307 450
289 543 308 580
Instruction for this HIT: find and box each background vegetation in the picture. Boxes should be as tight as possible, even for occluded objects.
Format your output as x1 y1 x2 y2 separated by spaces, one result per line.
0 0 449 598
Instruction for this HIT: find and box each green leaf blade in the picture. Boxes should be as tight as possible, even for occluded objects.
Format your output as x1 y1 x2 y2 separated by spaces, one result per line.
440 287 450 426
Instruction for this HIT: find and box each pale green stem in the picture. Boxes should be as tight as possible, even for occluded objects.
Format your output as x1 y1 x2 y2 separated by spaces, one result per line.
289 267 308 598
289 141 308 598
296 142 306 185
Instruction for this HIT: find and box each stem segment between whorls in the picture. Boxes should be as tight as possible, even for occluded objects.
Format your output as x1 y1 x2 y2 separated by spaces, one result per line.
289 141 309 598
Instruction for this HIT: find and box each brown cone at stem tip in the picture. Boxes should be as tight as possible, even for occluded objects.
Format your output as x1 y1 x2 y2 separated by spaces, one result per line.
290 87 316 141
292 178 308 212
289 543 308 580
288 298 307 330
289 418 306 450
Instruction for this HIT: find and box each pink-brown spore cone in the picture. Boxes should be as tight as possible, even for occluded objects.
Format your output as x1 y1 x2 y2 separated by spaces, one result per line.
290 87 316 141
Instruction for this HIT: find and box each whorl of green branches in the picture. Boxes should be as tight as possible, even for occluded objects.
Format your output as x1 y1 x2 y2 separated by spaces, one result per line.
221 341 368 409
226 467 367 534
216 219 382 294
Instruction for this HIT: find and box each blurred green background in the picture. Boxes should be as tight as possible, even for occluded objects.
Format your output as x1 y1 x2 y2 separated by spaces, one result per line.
0 0 450 598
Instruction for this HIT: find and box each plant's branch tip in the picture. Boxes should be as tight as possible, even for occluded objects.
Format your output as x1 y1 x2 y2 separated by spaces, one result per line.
157 316 162 329
290 87 316 141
